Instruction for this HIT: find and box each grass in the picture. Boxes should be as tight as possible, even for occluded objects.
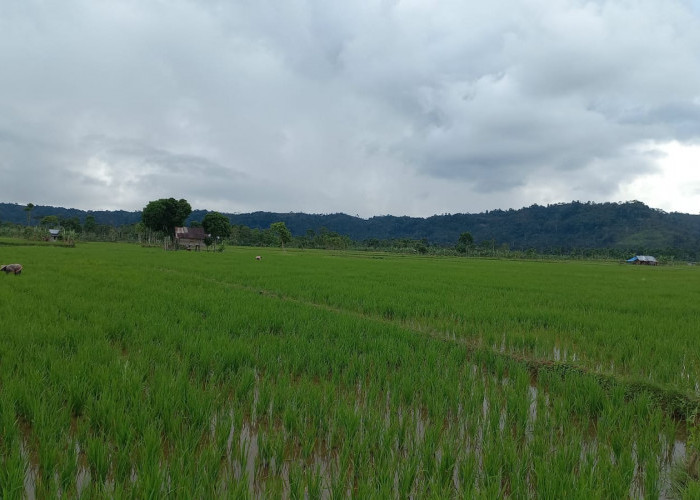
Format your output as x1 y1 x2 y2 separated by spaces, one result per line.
0 242 698 497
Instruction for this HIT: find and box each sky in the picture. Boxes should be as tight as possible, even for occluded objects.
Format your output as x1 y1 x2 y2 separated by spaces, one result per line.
1 0 700 218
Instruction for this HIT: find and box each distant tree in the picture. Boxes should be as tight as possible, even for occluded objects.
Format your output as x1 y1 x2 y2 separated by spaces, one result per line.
142 198 192 240
24 203 34 226
40 215 59 227
456 231 474 253
230 224 254 246
189 221 203 228
61 216 82 233
202 212 231 251
270 221 292 249
84 215 97 233
459 232 474 246
202 212 231 239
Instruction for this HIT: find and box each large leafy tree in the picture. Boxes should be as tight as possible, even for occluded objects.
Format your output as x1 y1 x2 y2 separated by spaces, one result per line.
270 221 292 249
456 231 474 254
202 212 231 240
84 215 97 233
40 215 59 227
61 216 82 233
142 198 192 239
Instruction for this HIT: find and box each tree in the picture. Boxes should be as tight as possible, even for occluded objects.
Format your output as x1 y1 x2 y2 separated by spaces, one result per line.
270 221 292 249
84 215 97 233
40 215 59 227
202 212 231 251
456 231 474 254
24 203 34 226
202 212 231 240
142 198 192 240
61 216 82 233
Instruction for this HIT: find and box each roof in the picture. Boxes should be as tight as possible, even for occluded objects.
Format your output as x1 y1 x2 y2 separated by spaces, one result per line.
626 255 657 262
174 227 207 240
48 229 60 235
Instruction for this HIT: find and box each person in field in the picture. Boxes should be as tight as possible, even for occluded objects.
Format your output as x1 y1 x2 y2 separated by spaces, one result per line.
1 264 22 275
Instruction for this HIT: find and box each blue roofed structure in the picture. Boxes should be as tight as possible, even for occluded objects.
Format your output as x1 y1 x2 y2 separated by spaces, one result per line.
626 255 658 265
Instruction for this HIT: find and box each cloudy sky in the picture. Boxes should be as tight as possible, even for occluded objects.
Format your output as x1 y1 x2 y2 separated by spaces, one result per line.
2 0 700 217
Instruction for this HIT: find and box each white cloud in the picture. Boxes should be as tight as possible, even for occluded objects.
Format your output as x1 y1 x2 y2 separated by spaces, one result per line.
616 141 700 214
1 0 700 217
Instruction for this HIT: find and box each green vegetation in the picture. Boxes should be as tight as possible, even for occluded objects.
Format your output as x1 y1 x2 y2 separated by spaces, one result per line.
202 212 232 241
2 200 700 258
0 242 698 497
269 222 292 249
141 198 192 240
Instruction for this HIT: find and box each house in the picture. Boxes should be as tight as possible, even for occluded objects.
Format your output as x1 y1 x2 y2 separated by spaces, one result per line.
174 227 208 251
48 228 61 241
626 255 658 265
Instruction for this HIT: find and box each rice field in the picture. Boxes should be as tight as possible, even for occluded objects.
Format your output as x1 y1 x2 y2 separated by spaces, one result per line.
0 242 698 498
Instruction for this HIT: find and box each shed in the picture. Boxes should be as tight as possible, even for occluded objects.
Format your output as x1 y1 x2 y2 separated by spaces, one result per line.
48 228 61 241
626 255 658 265
175 227 207 251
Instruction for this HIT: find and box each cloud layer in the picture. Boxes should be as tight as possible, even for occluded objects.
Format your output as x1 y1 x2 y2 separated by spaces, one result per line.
2 0 700 216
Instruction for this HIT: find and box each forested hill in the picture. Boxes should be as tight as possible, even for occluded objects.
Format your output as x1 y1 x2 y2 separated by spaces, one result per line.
2 201 699 252
0 203 142 228
199 201 700 252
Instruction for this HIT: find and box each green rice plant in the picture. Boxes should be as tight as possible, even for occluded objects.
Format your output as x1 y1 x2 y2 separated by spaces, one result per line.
329 467 347 500
135 425 164 489
85 436 110 486
644 455 661 500
263 476 284 499
135 463 166 499
227 474 250 499
300 429 316 461
237 429 251 478
457 452 477 494
233 370 256 418
397 452 419 498
55 436 77 495
112 444 133 486
257 429 274 473
282 401 300 437
288 462 304 500
481 436 504 496
0 438 27 500
305 464 325 499
419 423 441 482
199 445 222 496
437 443 457 494
335 444 353 491
683 480 700 499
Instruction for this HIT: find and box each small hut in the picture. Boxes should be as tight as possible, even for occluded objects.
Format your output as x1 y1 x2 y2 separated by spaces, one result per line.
626 255 658 266
49 228 61 241
174 227 207 251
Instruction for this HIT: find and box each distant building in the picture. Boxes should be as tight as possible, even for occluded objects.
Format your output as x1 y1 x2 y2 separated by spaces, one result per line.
174 227 208 251
626 255 658 265
48 228 61 241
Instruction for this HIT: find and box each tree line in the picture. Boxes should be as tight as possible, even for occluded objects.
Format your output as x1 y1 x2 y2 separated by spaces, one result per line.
2 199 698 260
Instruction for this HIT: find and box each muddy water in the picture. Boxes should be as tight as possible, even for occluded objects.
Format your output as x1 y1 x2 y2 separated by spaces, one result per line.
553 345 579 363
